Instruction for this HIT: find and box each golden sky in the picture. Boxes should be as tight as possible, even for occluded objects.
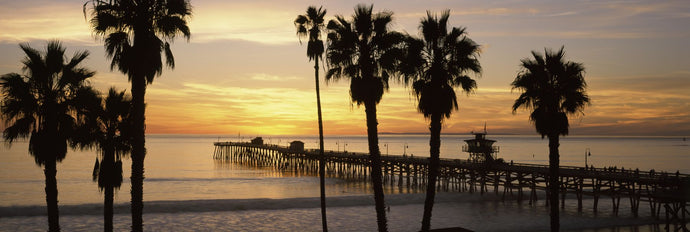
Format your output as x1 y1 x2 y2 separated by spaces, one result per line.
1 0 689 136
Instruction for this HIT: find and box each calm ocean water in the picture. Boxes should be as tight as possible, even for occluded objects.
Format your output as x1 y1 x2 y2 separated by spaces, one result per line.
1 134 687 207
0 134 688 231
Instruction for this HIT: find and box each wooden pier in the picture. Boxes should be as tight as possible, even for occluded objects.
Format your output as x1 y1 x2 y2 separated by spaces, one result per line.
213 141 689 229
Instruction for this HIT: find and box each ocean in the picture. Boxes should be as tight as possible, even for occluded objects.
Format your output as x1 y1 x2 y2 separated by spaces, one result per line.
1 134 688 231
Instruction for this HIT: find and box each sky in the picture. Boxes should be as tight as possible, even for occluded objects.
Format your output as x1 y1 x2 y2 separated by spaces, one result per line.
0 0 689 136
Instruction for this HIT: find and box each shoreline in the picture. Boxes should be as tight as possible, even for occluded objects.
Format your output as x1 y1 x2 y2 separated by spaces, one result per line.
1 193 496 217
1 192 666 232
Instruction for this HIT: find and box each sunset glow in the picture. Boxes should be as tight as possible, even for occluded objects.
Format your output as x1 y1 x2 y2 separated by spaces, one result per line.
1 0 689 136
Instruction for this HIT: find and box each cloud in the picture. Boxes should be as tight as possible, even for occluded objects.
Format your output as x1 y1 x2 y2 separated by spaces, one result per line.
144 81 358 134
0 2 94 44
397 7 540 19
249 73 302 81
186 1 298 44
591 72 690 96
578 72 690 135
544 11 579 17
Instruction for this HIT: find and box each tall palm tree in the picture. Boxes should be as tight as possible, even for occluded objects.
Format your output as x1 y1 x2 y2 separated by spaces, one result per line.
0 41 96 232
72 87 132 232
85 1 191 230
511 46 589 232
325 4 405 232
401 10 481 232
295 6 329 232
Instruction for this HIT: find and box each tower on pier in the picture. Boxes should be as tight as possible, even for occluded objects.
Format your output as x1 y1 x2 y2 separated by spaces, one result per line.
462 126 499 162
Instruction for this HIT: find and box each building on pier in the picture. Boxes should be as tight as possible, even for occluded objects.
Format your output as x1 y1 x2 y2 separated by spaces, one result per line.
290 141 304 152
462 129 499 163
251 137 264 145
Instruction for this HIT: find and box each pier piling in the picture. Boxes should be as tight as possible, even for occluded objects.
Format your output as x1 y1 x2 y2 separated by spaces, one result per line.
214 141 689 228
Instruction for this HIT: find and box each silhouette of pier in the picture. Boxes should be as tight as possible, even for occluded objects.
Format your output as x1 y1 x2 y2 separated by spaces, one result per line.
213 141 688 229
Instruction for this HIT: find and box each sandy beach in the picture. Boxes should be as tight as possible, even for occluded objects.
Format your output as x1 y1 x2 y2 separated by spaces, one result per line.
1 193 669 231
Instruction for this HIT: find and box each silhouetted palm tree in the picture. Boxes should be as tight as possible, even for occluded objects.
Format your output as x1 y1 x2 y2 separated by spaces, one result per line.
511 46 589 232
72 87 132 232
85 1 191 230
325 4 405 232
0 41 96 232
295 6 329 232
401 10 481 232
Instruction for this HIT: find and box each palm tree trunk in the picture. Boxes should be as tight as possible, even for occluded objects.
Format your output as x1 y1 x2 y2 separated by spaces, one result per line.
421 113 442 231
130 75 147 232
364 101 388 232
45 158 60 232
103 148 115 232
548 134 560 232
104 186 114 232
314 57 328 232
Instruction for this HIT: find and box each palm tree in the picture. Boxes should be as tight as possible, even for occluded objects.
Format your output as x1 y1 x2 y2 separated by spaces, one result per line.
295 6 329 232
400 10 481 232
511 46 590 232
84 1 191 230
0 41 96 232
325 4 405 232
72 87 132 232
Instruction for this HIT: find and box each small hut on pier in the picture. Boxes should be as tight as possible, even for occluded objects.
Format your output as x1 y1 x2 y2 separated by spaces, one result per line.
462 129 499 163
251 137 264 145
289 141 304 152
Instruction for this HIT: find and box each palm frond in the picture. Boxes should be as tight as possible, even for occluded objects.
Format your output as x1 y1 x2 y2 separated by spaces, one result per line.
166 0 192 16
1 41 95 165
45 41 66 76
2 116 34 142
512 46 589 136
1 73 36 121
401 10 481 119
164 42 175 68
86 0 191 83
91 9 121 34
296 6 326 61
19 43 45 80
325 4 406 106
155 15 191 40
294 15 309 43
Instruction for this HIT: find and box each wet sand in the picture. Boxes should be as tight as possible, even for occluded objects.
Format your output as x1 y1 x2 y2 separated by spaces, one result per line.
1 193 670 231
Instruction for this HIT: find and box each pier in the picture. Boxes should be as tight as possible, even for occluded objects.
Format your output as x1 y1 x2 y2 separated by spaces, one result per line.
213 141 689 230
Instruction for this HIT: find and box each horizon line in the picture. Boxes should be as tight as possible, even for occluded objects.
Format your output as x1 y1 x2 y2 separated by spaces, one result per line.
141 133 689 137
